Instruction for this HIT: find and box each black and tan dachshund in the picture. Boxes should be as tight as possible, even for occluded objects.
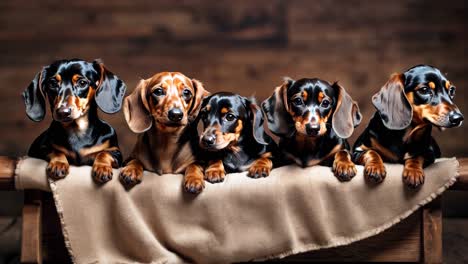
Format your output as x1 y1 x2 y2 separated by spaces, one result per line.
195 92 274 185
23 59 126 183
353 65 463 188
262 78 362 181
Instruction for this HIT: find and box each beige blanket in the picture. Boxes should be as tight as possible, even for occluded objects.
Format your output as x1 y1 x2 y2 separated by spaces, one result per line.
15 157 458 264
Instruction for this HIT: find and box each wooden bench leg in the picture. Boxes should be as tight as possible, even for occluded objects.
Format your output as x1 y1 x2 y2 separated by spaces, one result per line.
21 190 42 264
422 197 442 264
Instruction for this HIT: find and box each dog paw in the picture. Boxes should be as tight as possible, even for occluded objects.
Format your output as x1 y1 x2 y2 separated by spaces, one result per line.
364 162 387 183
183 176 205 194
46 161 69 180
204 168 225 183
332 160 357 181
247 163 271 179
92 164 113 184
119 166 143 187
403 167 425 188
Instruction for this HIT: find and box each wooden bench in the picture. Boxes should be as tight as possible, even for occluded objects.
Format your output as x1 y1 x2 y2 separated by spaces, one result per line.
1 156 467 263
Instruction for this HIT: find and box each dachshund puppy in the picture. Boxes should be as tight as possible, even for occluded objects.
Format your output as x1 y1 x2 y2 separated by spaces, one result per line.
262 78 362 181
195 92 273 184
23 59 126 183
353 65 463 188
120 72 209 191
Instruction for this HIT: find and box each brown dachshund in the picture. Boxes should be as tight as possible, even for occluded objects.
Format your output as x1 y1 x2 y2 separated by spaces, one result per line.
262 78 362 181
119 72 209 190
353 65 463 188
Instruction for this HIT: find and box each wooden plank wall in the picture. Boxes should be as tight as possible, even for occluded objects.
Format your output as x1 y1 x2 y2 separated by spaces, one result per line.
0 0 466 158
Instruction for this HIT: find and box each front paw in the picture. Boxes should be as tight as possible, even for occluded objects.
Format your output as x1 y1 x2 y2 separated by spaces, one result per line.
247 163 271 178
119 166 143 187
92 164 113 184
332 160 357 181
205 168 225 183
46 161 69 180
364 163 387 183
184 176 205 194
403 167 425 188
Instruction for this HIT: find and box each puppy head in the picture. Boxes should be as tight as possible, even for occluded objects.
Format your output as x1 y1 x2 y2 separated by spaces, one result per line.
198 92 268 151
372 65 463 129
22 59 126 122
262 78 361 139
124 72 209 133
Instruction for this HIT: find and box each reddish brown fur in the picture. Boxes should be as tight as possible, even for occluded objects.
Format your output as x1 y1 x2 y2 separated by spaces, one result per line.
205 160 225 182
46 151 69 180
407 91 454 125
332 150 356 181
146 72 196 132
248 155 273 178
92 151 115 183
357 148 386 182
183 164 205 193
403 156 425 187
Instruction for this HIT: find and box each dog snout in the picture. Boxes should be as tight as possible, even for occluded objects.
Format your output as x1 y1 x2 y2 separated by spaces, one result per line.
168 108 184 122
306 123 320 136
56 107 72 120
202 134 216 147
448 111 464 127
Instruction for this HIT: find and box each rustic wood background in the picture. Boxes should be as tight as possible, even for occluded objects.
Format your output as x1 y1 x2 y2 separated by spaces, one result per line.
0 0 467 261
0 0 466 158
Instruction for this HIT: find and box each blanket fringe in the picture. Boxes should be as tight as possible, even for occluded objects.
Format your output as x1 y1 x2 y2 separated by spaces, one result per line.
49 179 77 264
251 158 460 262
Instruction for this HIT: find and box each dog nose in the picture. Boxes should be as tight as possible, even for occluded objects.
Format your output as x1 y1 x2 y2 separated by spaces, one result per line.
168 108 184 122
56 107 72 120
202 134 216 146
306 124 320 136
449 111 464 127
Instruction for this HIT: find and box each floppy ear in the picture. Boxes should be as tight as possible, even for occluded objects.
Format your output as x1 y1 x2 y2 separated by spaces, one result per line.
123 79 152 133
331 82 362 139
261 77 295 138
244 98 270 145
93 60 127 114
372 73 412 130
22 69 46 122
188 79 210 122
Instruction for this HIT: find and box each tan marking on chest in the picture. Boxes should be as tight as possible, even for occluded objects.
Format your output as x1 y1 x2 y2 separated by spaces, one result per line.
79 140 110 157
52 144 76 159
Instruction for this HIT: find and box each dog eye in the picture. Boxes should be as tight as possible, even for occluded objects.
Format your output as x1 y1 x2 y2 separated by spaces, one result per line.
77 79 88 88
321 99 330 108
48 81 59 90
153 88 165 96
449 87 456 97
182 89 192 100
418 87 432 95
225 113 236 122
293 97 303 106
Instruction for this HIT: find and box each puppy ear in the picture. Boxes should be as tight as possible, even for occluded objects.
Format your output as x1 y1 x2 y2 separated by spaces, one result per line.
93 60 127 114
372 73 412 130
331 82 362 138
188 79 210 122
245 98 270 145
22 69 46 122
123 79 152 133
261 77 295 138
